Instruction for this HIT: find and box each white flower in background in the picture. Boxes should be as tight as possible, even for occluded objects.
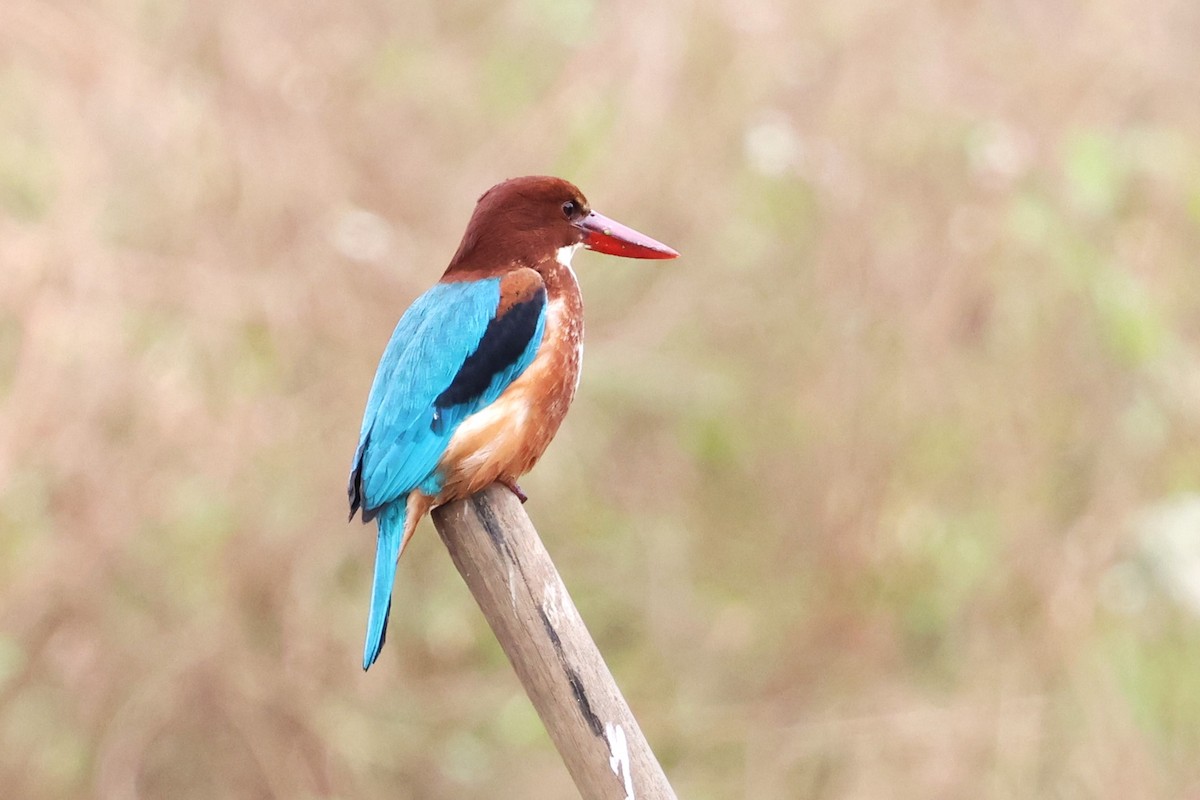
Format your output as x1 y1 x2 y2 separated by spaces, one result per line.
1134 493 1200 616
744 116 804 178
967 121 1032 188
331 207 393 265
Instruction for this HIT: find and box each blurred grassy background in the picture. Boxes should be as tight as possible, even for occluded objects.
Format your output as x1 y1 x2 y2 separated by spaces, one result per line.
3 0 1200 797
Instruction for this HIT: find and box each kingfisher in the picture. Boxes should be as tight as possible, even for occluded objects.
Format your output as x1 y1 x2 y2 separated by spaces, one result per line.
348 176 678 670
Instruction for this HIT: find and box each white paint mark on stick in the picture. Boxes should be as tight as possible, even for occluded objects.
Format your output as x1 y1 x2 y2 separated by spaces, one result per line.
542 578 568 628
542 580 563 628
542 579 583 630
606 721 635 800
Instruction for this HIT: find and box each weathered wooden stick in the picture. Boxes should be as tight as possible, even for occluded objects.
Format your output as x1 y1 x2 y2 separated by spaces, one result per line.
432 484 677 800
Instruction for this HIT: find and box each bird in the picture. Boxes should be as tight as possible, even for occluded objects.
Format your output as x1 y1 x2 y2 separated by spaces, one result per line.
348 175 678 670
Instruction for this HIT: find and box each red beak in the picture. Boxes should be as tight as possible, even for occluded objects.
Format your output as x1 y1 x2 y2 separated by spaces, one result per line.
577 211 679 260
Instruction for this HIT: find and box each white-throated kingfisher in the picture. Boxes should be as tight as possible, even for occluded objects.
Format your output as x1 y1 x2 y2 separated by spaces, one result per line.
348 176 678 670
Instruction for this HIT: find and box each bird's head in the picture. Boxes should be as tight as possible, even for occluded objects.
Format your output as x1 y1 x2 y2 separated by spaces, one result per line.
445 176 678 276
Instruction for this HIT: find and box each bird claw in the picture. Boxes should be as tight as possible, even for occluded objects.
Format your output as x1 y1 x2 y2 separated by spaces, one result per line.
501 480 528 504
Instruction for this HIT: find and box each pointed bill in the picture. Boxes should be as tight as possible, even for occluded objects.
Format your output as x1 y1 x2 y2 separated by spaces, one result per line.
577 210 679 260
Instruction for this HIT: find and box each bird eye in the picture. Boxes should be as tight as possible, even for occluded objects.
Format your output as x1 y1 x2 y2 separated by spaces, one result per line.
562 200 579 219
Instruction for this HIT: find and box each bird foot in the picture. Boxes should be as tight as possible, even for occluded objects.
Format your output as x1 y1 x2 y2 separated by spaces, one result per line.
501 480 528 504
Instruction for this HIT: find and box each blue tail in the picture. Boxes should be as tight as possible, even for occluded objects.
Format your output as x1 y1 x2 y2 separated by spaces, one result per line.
363 499 406 670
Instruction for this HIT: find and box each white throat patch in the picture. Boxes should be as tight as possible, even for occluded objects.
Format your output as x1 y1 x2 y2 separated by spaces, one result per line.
555 244 581 269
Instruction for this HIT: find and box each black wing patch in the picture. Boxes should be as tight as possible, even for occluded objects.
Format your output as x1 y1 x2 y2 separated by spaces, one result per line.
348 431 376 522
432 287 546 432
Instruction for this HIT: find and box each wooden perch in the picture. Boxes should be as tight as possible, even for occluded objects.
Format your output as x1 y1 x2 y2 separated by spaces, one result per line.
432 484 677 800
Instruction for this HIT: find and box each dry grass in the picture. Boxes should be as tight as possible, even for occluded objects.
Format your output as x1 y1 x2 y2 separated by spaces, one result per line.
3 0 1200 797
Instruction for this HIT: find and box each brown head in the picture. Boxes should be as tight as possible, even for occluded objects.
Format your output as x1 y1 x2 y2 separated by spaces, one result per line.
444 176 678 278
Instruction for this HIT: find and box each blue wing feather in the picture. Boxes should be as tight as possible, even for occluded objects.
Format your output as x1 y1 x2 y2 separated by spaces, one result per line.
351 278 546 516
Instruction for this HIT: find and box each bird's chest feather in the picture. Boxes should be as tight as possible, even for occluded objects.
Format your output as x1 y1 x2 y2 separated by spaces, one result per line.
435 274 583 499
